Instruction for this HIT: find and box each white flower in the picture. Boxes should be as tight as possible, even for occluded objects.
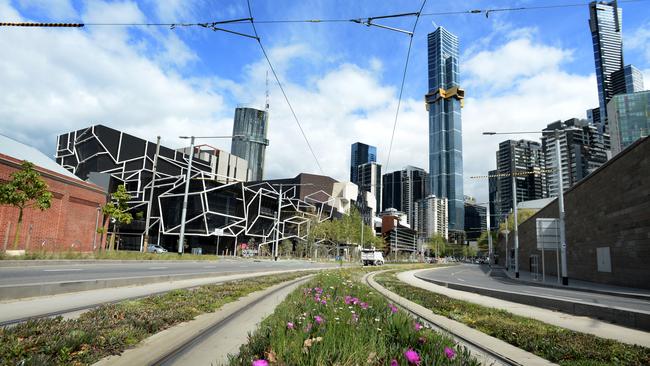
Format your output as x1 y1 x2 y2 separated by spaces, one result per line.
374 318 380 322
335 317 340 321
351 310 356 314
377 328 382 331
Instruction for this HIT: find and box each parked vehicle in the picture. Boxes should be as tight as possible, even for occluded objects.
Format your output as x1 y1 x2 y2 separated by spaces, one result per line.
361 248 384 266
147 244 168 254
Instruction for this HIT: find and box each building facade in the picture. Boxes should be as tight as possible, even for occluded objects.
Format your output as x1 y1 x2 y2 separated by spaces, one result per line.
464 200 487 242
231 106 269 181
425 27 464 233
607 90 650 155
541 119 610 197
611 64 645 95
357 162 381 213
414 195 448 241
489 140 546 227
350 142 377 184
380 214 417 255
1 134 106 252
382 166 428 228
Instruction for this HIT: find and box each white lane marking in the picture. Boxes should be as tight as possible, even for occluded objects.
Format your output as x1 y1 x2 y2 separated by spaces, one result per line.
457 278 466 282
203 266 217 269
148 266 168 270
43 269 84 272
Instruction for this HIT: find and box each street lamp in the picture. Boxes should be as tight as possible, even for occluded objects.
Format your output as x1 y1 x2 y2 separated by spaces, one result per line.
483 130 568 285
177 135 244 255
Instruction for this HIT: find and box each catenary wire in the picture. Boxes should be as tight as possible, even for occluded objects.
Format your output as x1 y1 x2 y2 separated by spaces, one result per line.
384 0 427 173
246 0 324 175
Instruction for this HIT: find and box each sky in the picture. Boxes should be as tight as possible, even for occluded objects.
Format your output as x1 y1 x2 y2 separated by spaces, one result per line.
1 0 649 205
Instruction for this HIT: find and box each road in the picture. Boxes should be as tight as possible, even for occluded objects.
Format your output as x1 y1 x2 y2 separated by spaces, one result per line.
0 259 334 286
418 264 650 312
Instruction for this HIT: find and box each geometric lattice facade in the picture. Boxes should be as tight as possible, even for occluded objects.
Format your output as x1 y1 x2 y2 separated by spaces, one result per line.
56 125 333 253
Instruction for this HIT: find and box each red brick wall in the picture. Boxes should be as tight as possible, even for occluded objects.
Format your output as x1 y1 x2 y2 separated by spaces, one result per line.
0 155 106 252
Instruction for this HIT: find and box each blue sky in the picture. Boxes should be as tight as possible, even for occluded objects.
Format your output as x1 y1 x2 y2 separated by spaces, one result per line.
1 0 649 204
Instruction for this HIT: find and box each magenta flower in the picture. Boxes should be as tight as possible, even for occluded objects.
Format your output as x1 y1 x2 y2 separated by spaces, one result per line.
321 299 327 305
389 304 398 314
351 297 359 305
344 295 353 305
404 349 420 365
252 360 268 366
287 321 294 329
360 302 369 309
390 359 399 366
314 315 324 325
444 346 456 360
414 322 423 331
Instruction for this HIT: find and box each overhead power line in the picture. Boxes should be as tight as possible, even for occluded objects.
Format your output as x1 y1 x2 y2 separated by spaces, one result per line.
384 0 427 172
246 0 324 175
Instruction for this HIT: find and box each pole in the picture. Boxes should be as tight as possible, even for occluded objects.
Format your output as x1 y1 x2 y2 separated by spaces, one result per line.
486 204 493 266
216 235 220 256
393 221 397 261
93 206 100 251
556 219 561 284
541 239 546 282
274 185 282 261
555 129 568 285
504 229 509 269
143 136 161 252
512 171 520 278
178 136 195 255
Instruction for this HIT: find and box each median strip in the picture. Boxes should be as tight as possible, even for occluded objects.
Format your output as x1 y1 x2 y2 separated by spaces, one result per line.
374 270 650 365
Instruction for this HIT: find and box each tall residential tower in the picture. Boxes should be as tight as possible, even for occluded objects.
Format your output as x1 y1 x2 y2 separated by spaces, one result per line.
425 27 464 233
231 106 269 181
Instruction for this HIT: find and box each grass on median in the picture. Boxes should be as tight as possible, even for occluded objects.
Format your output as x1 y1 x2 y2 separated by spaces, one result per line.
229 269 480 366
0 271 311 366
375 271 650 366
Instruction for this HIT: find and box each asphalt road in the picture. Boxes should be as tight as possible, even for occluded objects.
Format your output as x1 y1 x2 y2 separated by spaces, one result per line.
0 259 335 286
418 264 650 313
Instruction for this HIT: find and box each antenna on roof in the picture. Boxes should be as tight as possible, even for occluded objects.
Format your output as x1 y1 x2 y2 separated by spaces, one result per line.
265 70 269 112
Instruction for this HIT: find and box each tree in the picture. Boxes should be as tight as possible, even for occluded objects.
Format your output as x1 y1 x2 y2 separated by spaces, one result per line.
428 233 447 257
477 230 498 253
280 239 293 257
0 161 52 249
102 184 132 251
498 209 537 233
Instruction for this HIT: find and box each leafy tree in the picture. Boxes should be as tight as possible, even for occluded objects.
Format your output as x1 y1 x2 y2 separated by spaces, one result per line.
428 233 447 257
498 209 537 233
0 161 52 249
280 239 293 257
477 230 498 253
102 184 132 251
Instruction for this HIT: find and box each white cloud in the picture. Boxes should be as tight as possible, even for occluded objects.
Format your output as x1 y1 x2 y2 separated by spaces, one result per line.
17 0 77 19
627 22 650 63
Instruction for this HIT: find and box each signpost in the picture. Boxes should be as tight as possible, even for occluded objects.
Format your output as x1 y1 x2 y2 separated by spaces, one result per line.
536 218 560 283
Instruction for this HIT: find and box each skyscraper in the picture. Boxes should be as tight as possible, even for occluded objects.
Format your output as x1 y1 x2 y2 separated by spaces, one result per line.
611 64 645 95
382 166 428 227
231 107 269 181
425 27 464 232
350 142 377 184
541 118 610 196
357 161 382 212
607 90 650 154
489 140 546 227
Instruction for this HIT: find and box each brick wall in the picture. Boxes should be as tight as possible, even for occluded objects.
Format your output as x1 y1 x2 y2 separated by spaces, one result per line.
497 137 650 289
0 155 106 252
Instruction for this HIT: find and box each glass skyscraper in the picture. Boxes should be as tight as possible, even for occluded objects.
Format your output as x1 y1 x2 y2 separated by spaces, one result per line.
589 0 624 132
350 142 377 183
231 107 269 181
425 27 464 233
607 90 650 155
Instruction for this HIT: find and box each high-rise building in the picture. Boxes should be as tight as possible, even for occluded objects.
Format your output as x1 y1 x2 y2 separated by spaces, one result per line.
231 106 269 181
382 166 428 227
611 65 645 95
589 0 624 131
464 199 487 242
541 119 610 196
350 142 377 184
488 169 500 230
490 140 546 227
607 90 650 155
425 27 465 233
357 162 382 212
414 195 448 241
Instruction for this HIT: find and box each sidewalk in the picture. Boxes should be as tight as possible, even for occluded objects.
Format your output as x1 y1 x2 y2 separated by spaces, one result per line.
496 266 650 300
400 269 650 348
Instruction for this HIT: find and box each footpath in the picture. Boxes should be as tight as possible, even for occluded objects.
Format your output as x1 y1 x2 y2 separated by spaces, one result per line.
400 269 650 348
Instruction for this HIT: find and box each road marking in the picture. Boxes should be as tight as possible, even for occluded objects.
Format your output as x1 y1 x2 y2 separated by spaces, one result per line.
43 269 83 272
203 266 217 269
148 266 168 270
457 278 466 282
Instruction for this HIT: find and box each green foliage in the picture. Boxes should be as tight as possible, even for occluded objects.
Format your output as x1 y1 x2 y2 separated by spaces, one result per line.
427 233 447 257
310 207 383 251
477 231 498 252
280 239 293 257
0 272 310 365
229 270 479 366
498 208 537 233
102 185 133 251
0 161 53 249
375 272 650 366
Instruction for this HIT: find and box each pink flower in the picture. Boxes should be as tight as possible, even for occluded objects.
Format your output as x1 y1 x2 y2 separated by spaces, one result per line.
304 322 312 332
321 299 327 305
352 313 359 323
444 346 456 360
389 304 398 314
287 321 294 329
314 315 324 325
344 295 353 305
360 302 369 309
390 360 399 366
252 360 268 366
404 349 420 365
351 297 359 305
414 322 423 331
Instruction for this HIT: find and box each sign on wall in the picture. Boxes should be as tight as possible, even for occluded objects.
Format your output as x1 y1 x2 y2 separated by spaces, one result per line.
536 218 559 250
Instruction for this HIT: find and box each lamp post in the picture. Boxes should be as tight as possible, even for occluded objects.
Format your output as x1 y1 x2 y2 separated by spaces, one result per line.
177 135 244 255
483 130 568 285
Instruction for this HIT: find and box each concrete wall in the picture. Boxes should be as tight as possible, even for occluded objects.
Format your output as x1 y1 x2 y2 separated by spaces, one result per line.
497 136 650 289
0 154 106 252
